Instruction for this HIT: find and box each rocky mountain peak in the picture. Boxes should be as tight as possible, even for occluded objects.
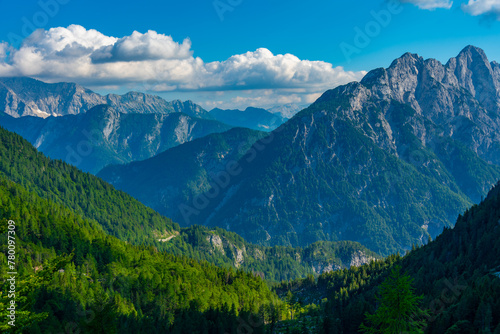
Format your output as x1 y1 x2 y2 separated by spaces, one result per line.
356 46 500 118
388 52 423 70
456 45 489 62
445 45 500 109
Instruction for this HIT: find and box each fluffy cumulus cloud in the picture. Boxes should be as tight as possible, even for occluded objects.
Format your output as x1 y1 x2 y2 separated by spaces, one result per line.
203 48 361 91
0 25 364 108
462 0 500 19
401 0 453 9
91 31 193 63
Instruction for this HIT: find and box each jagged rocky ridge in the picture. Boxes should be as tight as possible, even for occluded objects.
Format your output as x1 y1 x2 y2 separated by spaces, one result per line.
0 76 211 118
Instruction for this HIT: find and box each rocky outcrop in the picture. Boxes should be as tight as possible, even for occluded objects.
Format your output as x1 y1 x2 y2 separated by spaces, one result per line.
360 45 500 165
347 250 375 267
311 262 342 275
204 231 376 275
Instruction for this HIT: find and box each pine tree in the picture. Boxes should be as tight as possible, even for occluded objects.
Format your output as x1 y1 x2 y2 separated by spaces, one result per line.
359 265 428 334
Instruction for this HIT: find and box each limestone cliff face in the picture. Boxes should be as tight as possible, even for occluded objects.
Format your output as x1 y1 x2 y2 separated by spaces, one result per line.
205 232 375 275
0 77 210 118
310 250 375 275
0 77 104 117
359 45 500 165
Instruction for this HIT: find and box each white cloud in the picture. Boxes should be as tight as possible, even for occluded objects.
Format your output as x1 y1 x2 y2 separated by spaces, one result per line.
200 91 307 111
91 30 193 63
401 0 453 9
0 42 13 75
462 0 500 19
200 48 363 91
0 42 8 58
0 25 365 109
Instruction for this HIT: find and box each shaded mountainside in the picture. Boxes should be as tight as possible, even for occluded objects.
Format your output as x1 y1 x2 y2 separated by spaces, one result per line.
209 107 288 131
0 76 211 119
98 127 268 221
280 180 500 333
0 126 375 282
0 105 232 173
177 46 500 256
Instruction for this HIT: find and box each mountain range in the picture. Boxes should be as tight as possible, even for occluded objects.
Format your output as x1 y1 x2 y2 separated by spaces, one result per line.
2 45 500 257
0 77 303 173
0 104 232 173
99 46 500 256
1 116 499 332
0 76 210 118
209 107 288 131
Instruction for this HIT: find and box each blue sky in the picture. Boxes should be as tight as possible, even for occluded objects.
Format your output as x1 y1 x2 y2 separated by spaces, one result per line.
0 0 499 109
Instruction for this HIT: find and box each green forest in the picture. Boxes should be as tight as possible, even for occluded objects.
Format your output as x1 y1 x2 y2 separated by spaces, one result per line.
0 176 284 333
274 181 500 333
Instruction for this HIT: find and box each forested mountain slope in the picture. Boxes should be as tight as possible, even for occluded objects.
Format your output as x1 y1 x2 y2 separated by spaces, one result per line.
280 181 500 333
0 126 375 282
0 177 280 333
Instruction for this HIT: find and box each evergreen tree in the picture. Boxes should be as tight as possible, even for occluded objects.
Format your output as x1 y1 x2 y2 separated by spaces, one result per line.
360 265 428 334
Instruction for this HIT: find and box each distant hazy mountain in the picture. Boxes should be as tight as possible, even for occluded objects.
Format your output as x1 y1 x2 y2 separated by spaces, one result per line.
0 105 232 173
160 45 500 255
209 106 288 131
268 103 309 119
0 77 211 118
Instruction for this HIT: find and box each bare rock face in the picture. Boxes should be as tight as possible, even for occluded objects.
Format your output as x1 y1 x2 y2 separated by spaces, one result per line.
360 45 500 166
311 262 342 275
0 77 105 117
0 77 210 119
207 234 225 253
348 250 374 268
